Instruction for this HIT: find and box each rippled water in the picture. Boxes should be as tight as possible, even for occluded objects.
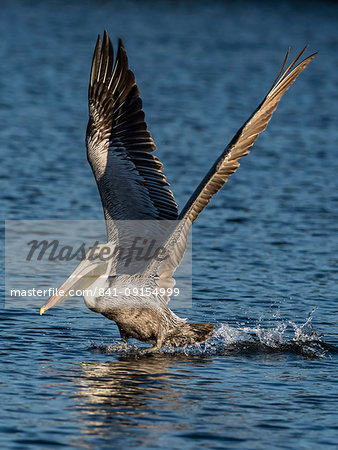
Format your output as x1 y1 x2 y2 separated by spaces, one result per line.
1 0 338 448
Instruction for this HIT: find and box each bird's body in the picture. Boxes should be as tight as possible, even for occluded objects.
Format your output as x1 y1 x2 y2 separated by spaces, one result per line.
40 31 317 352
101 305 214 349
82 269 214 349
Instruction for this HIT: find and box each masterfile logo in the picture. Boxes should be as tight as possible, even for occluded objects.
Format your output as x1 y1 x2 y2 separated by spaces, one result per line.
5 220 192 309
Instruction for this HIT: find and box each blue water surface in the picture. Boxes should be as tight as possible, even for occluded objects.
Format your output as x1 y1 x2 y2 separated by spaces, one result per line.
1 0 338 448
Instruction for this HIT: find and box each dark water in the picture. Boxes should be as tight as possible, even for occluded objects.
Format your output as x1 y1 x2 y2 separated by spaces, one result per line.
1 0 338 448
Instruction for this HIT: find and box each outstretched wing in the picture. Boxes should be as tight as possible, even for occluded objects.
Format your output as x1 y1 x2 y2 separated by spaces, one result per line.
145 47 317 287
178 47 318 223
86 31 178 241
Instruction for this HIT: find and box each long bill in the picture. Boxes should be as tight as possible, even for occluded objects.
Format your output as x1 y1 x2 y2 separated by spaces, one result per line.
39 258 109 315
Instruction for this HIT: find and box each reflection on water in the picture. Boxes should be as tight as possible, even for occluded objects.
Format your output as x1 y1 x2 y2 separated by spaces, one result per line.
31 315 337 447
37 337 337 449
47 356 212 447
74 356 193 415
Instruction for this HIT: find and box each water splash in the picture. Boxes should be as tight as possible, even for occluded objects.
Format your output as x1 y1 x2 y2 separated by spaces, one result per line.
90 311 337 359
202 310 336 359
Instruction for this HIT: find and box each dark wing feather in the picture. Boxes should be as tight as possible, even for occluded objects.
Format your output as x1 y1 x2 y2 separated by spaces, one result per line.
178 48 318 223
86 31 178 240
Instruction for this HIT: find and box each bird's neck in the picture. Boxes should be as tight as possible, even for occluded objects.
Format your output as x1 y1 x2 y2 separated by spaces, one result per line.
83 255 112 309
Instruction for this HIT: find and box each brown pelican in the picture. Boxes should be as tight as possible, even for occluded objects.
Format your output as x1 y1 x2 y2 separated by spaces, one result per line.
40 31 317 352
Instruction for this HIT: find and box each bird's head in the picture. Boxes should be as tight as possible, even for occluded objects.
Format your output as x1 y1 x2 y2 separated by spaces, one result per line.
39 242 115 315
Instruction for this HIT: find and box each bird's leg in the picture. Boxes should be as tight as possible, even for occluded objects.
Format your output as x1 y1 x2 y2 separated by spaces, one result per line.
139 328 164 354
112 328 129 351
139 342 162 354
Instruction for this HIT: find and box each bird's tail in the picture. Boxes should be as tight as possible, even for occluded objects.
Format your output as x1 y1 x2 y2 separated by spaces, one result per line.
164 322 215 347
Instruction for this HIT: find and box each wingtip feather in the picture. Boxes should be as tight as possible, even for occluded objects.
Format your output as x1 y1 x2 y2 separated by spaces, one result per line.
89 34 102 89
